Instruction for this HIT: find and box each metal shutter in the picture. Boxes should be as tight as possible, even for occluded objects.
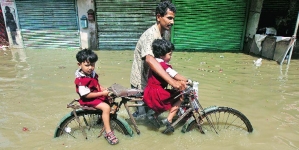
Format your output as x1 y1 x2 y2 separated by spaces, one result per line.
172 0 248 51
15 0 79 49
95 0 160 50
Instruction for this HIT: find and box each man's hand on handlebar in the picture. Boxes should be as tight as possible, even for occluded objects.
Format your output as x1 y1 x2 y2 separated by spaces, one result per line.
172 80 187 91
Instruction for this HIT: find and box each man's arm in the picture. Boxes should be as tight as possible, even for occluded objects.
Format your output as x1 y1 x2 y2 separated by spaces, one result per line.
173 74 187 82
145 55 186 91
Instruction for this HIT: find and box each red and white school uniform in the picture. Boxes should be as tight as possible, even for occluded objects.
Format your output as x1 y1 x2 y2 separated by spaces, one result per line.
143 58 180 113
74 69 107 107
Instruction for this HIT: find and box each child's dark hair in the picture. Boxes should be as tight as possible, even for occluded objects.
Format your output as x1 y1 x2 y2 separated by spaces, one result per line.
152 39 174 58
76 49 98 63
156 1 176 16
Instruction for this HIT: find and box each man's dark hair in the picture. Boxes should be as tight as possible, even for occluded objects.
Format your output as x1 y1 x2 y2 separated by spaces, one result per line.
155 1 176 16
152 39 174 58
76 48 98 63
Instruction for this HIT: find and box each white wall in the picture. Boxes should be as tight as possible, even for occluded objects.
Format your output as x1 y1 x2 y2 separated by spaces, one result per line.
77 0 97 50
245 0 264 39
1 1 23 48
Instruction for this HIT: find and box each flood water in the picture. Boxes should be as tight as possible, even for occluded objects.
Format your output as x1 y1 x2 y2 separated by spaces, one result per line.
0 48 299 150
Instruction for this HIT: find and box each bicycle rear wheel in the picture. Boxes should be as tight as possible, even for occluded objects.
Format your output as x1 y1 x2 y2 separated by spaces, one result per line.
184 106 253 135
54 110 131 139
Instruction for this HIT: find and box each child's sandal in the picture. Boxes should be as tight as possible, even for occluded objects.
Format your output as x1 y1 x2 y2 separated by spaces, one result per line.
104 131 119 145
162 120 174 134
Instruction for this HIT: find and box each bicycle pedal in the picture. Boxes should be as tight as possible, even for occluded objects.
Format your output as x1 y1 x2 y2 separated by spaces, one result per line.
149 119 161 128
147 116 161 128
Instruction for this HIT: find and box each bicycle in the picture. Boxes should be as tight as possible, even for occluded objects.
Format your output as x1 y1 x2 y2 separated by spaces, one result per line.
54 80 253 139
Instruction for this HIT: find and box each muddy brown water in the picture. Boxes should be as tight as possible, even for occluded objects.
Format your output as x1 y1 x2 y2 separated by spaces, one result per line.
0 48 298 150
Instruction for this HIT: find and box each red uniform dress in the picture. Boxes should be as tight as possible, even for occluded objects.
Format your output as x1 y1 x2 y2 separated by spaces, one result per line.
74 69 107 107
143 58 180 113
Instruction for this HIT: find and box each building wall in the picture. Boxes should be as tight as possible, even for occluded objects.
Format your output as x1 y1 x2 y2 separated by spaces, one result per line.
245 0 264 39
0 5 9 46
77 0 97 50
245 0 299 56
1 0 22 48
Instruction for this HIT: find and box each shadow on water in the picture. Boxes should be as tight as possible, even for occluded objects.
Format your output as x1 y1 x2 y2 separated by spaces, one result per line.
0 48 299 149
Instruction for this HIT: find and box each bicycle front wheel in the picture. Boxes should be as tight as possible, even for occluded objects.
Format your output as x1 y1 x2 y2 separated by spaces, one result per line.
54 110 131 139
184 106 253 135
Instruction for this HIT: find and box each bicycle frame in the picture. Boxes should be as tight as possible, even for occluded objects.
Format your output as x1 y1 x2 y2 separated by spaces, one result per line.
54 81 253 138
114 81 217 135
54 99 134 138
118 96 144 134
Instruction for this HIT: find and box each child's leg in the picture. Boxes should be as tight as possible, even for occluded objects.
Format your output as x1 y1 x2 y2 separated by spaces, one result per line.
167 97 182 123
162 98 182 134
95 102 112 133
95 102 119 145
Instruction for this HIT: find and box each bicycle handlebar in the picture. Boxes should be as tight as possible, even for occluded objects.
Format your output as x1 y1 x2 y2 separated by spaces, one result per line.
173 81 194 99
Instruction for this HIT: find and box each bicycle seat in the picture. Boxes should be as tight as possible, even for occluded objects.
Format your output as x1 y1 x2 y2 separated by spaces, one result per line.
125 89 143 97
108 83 143 98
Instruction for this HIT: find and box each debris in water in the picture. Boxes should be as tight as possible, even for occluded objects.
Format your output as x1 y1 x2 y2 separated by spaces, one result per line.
22 127 29 131
253 58 262 67
65 127 71 133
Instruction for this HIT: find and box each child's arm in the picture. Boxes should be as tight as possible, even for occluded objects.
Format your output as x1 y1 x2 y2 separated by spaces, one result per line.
84 90 109 99
100 85 107 91
162 62 187 82
146 55 186 91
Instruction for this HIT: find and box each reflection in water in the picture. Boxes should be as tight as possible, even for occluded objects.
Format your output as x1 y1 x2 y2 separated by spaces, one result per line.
0 50 299 149
279 64 289 81
0 47 29 81
278 65 288 104
11 48 30 79
11 48 27 62
273 64 299 149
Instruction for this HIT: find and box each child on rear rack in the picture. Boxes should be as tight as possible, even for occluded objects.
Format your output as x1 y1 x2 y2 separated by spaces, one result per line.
74 49 119 145
143 39 188 133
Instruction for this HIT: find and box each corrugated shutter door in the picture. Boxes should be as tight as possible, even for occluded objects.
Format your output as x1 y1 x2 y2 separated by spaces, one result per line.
95 0 160 50
15 0 79 49
173 0 248 51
